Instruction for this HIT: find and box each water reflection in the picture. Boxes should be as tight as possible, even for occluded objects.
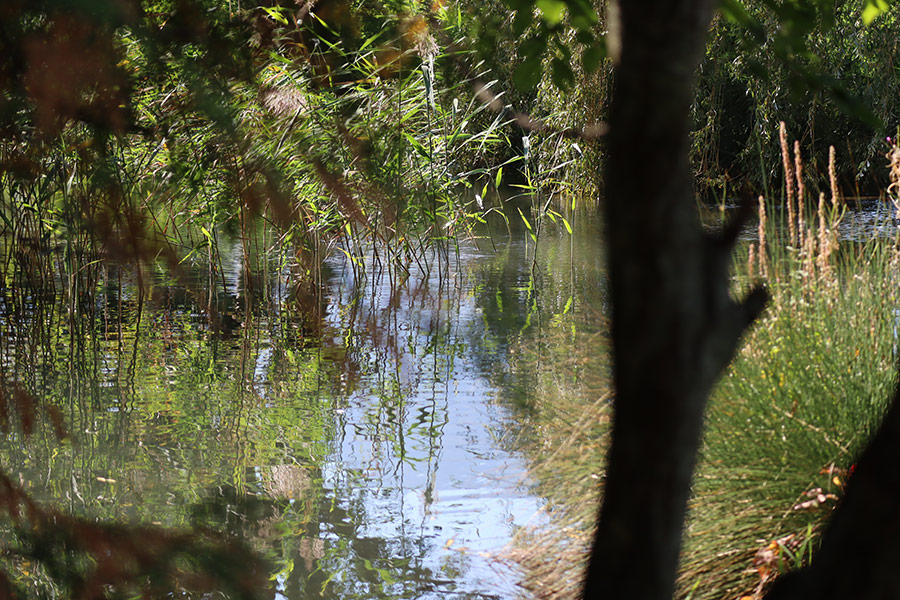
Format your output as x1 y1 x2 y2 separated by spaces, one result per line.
0 219 574 598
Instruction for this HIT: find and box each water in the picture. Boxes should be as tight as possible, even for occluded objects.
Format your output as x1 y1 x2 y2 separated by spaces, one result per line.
2 192 896 597
0 205 603 599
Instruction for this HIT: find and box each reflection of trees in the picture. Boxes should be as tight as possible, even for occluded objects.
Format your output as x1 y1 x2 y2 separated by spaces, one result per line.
0 242 517 598
467 205 608 414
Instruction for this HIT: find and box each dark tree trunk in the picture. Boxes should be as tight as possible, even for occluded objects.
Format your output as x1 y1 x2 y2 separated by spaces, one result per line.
583 1 765 598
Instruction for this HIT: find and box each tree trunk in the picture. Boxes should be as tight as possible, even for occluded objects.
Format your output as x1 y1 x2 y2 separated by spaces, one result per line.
583 1 765 597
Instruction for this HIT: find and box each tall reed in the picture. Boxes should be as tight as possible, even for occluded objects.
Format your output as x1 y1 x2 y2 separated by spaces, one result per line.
504 123 899 600
681 126 892 600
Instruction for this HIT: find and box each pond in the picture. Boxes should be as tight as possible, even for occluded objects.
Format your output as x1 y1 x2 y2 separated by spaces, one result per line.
4 191 899 599
0 203 607 599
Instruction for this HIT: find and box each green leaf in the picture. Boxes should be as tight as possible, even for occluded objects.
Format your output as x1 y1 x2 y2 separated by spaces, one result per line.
536 0 567 27
517 207 533 231
503 0 532 10
582 39 606 74
575 30 593 45
568 0 598 28
862 0 891 25
495 167 503 189
719 0 765 41
513 55 543 91
551 57 574 89
513 9 534 36
260 6 289 25
520 35 548 59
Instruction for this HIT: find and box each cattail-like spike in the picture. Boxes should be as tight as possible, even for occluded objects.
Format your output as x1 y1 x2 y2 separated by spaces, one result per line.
828 145 840 208
748 242 757 282
794 141 806 250
758 196 768 279
817 192 827 275
779 122 796 246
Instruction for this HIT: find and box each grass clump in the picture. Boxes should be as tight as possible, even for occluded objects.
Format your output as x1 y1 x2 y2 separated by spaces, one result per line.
682 130 899 599
506 127 900 600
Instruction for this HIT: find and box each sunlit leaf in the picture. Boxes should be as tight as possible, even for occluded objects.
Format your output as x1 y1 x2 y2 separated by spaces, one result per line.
862 0 891 24
536 0 567 26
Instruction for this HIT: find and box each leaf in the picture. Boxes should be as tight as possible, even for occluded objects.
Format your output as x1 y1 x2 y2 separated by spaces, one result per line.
862 0 891 25
513 9 534 36
495 166 503 189
568 0 599 27
536 0 567 26
719 0 766 42
520 35 548 59
513 55 543 91
503 0 532 10
582 39 606 74
517 207 533 231
260 6 289 25
551 57 574 90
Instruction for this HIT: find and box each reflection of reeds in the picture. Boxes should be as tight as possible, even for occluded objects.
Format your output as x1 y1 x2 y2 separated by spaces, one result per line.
497 307 610 600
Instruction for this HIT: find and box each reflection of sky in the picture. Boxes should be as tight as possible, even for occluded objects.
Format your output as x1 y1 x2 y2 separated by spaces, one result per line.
0 231 548 599
319 246 544 598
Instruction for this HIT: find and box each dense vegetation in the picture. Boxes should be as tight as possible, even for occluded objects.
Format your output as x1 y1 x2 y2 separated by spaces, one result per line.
692 3 900 196
2 0 900 598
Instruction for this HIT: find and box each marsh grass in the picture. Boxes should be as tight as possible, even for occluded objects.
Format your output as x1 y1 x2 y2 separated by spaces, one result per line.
682 238 899 599
680 133 899 598
0 6 534 327
505 126 900 600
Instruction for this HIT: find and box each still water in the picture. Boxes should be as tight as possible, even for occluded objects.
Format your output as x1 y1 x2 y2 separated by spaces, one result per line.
0 206 604 599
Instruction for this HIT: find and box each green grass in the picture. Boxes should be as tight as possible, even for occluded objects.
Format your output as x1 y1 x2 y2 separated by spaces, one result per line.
682 232 900 599
505 204 900 600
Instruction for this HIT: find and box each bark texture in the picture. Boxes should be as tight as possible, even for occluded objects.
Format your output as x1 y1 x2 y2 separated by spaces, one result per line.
583 1 765 598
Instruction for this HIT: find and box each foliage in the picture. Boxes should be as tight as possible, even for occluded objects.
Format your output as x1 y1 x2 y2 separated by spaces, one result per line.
693 0 900 194
0 0 521 308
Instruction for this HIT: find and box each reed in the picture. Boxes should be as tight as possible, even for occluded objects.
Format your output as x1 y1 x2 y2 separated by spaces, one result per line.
505 125 898 600
680 129 888 600
0 8 527 323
